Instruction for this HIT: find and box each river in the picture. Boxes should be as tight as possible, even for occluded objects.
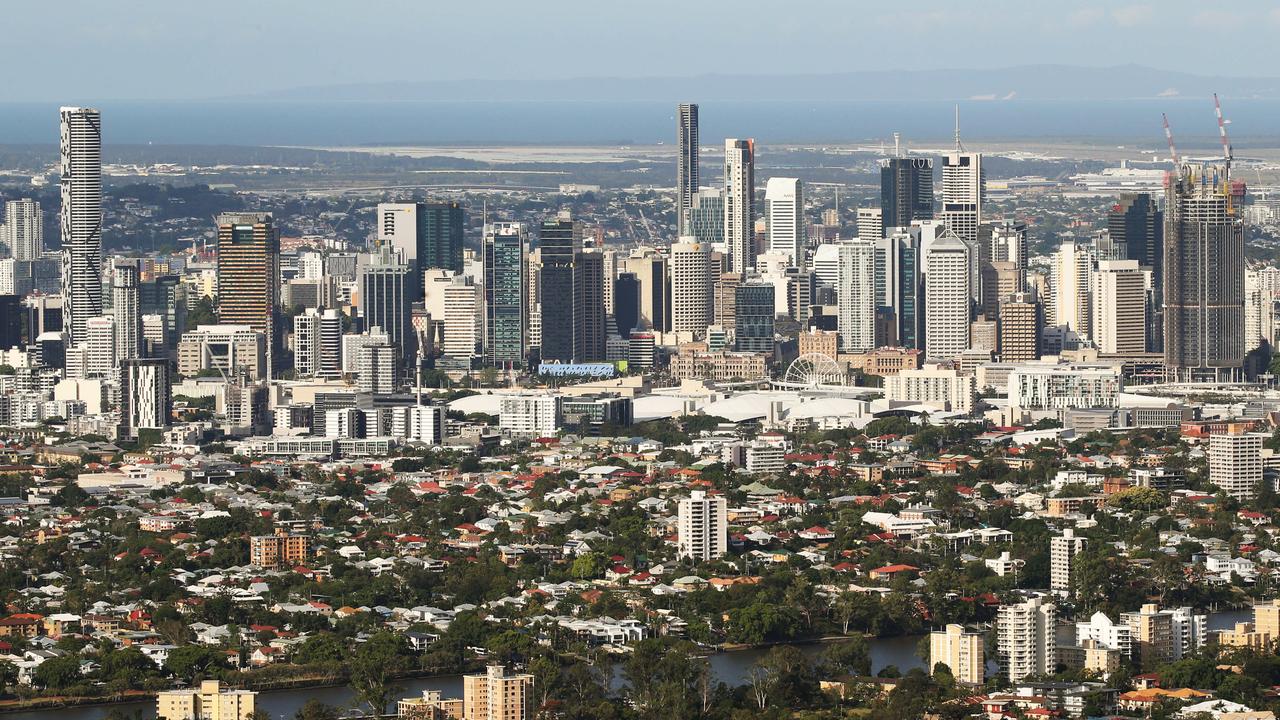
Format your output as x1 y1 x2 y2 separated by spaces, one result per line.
7 611 1253 720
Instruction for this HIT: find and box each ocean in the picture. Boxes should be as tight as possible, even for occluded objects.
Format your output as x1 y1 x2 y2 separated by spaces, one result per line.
2 98 1280 147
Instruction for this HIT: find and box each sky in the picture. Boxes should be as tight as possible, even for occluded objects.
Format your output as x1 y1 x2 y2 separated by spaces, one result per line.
7 0 1280 101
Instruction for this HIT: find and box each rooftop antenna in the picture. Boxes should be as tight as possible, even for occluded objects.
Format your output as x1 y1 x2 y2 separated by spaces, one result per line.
1213 93 1233 177
1162 113 1181 167
893 132 902 158
954 105 964 153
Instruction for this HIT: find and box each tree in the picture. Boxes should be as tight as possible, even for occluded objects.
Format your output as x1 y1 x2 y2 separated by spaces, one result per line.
164 644 221 682
33 654 82 690
0 660 17 696
571 553 606 580
349 632 407 716
824 636 871 677
293 700 340 720
293 634 347 667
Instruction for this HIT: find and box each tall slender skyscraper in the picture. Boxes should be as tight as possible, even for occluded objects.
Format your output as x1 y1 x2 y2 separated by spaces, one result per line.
1092 259 1147 354
3 199 43 261
1164 166 1245 381
765 177 805 268
1110 193 1162 280
539 214 583 363
112 261 141 363
676 104 699 236
837 240 876 352
60 107 103 346
723 139 755 274
216 212 280 376
483 222 528 367
574 251 606 363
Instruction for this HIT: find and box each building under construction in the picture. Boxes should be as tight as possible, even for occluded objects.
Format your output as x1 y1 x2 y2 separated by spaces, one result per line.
1162 164 1246 382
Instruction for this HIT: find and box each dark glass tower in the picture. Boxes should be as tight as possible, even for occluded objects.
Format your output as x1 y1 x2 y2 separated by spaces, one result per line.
538 216 582 363
734 283 775 354
613 272 640 339
484 223 527 366
360 246 413 378
880 157 934 232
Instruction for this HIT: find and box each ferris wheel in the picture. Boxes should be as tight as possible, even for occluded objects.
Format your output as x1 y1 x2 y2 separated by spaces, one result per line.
783 353 845 387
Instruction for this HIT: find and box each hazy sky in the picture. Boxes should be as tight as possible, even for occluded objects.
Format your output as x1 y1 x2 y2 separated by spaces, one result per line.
7 0 1280 101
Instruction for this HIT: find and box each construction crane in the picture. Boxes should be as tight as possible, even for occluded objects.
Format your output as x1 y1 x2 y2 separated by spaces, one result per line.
1214 93 1233 172
1162 113 1181 167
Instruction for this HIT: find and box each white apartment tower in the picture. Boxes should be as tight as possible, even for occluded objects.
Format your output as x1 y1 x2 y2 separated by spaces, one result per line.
3 199 43 261
61 107 104 345
997 595 1057 682
669 239 713 337
765 177 805 268
1208 426 1265 501
1092 259 1147 354
677 490 728 561
1050 529 1086 596
723 139 755 274
442 278 481 363
836 240 876 352
924 232 973 359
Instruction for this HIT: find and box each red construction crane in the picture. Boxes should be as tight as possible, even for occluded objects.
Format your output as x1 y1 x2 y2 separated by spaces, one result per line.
1162 113 1181 167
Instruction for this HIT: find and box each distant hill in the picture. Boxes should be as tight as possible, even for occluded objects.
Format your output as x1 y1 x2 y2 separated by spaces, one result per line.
247 64 1280 103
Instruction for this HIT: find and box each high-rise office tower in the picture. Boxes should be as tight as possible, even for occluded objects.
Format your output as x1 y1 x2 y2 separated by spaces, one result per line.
941 133 984 243
3 199 43 261
216 213 280 376
989 220 1029 267
112 262 141 363
1110 193 1162 285
139 275 185 353
294 308 342 379
670 240 713 337
622 251 668 333
713 272 742 329
574 251 606 363
857 207 884 240
60 107 104 346
980 261 1024 320
686 188 725 249
765 178 805 268
999 292 1041 362
723 139 756 274
1050 529 1086 596
677 490 727 560
361 245 413 375
612 273 640 339
440 278 481 361
1092 259 1147 354
1164 166 1245 381
676 103 699 236
119 358 171 438
84 314 116 379
837 240 876 352
1050 238 1092 337
376 202 465 292
874 229 922 349
354 338 397 395
997 596 1057 682
924 233 972 359
538 215 582 363
880 143 934 230
483 222 528 367
734 282 774 354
